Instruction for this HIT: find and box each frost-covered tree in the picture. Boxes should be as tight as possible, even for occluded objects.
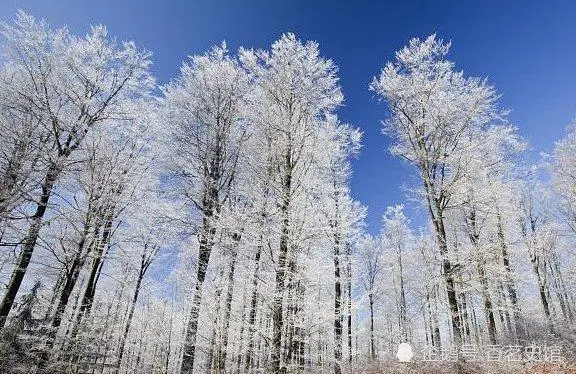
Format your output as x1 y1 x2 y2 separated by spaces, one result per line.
162 43 249 373
552 123 576 236
316 116 363 373
371 34 506 349
381 205 412 343
240 33 343 373
0 11 154 328
357 234 384 361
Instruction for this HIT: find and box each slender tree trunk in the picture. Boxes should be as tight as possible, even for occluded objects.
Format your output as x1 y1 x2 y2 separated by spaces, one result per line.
466 210 497 344
182 242 213 373
74 205 115 332
551 255 574 322
181 180 219 373
532 260 553 330
496 282 511 336
396 244 408 342
423 186 462 349
437 226 462 348
432 286 441 349
165 307 174 374
368 293 376 361
497 211 524 341
425 293 434 348
0 161 59 328
461 292 471 343
134 318 147 372
245 241 262 370
420 156 462 350
100 283 125 374
470 301 481 345
115 260 147 373
207 259 226 373
37 225 91 371
271 151 292 374
346 243 352 365
477 260 497 344
235 289 248 374
51 227 89 332
285 259 295 366
217 236 239 372
333 236 342 374
423 307 430 350
44 272 65 322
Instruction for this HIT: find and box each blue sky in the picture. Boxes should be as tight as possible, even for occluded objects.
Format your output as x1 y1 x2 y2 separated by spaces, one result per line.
2 0 575 234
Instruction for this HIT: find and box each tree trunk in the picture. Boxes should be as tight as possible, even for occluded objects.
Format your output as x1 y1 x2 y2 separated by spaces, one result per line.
217 236 239 372
245 241 262 370
235 289 248 374
37 223 92 371
181 234 215 373
497 211 524 341
271 150 292 374
369 293 376 361
181 177 220 373
346 243 352 365
0 161 59 328
74 204 115 328
465 209 497 344
115 259 147 373
551 254 574 322
477 261 497 344
333 237 342 374
423 182 462 349
438 235 462 348
533 261 553 329
397 244 408 342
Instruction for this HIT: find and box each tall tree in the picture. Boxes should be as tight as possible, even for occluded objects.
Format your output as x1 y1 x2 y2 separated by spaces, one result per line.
240 33 343 373
163 43 248 373
0 11 153 328
381 205 412 343
358 235 383 361
371 34 504 349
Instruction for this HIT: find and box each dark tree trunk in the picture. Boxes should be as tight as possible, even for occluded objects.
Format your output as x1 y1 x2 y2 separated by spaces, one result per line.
75 204 115 327
432 287 441 349
49 218 97 334
217 235 240 372
346 243 352 365
181 171 220 373
497 211 524 341
271 150 292 374
0 161 59 328
459 292 471 342
235 288 248 374
533 262 553 328
369 293 376 361
422 175 462 350
182 240 214 373
115 254 149 373
466 210 497 344
496 282 512 336
477 261 497 344
333 236 342 374
245 241 262 370
37 222 93 371
551 254 574 322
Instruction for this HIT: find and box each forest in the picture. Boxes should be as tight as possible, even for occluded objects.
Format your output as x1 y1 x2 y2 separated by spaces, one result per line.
0 10 575 374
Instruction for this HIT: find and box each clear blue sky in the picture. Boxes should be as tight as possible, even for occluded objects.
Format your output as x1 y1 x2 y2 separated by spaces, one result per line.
2 1 575 234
